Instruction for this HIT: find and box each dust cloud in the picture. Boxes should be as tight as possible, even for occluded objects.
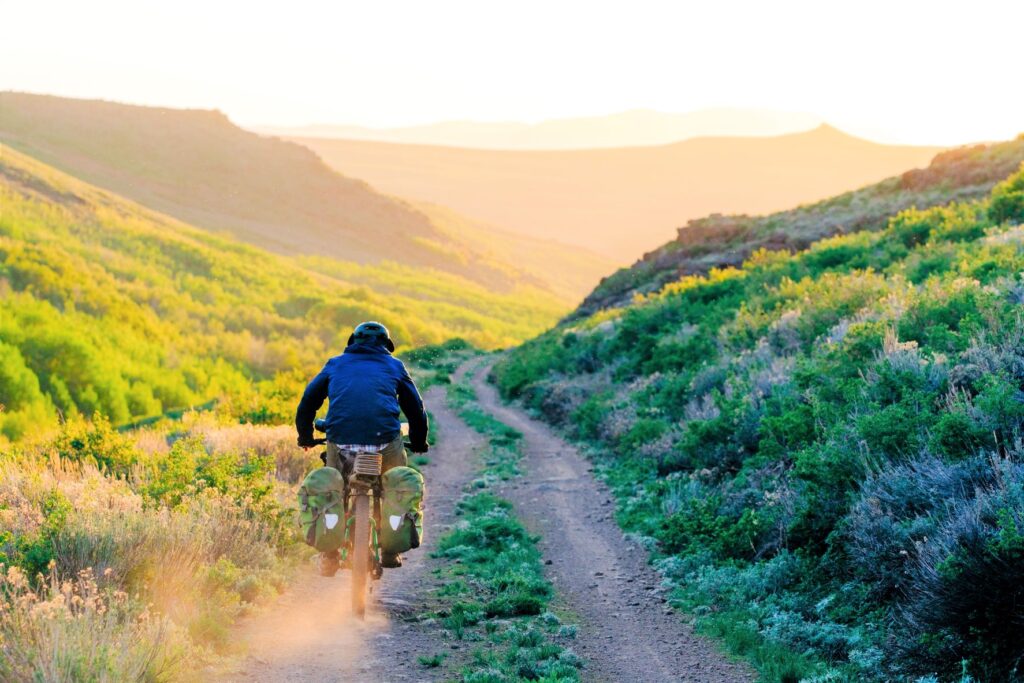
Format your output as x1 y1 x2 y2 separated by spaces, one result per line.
221 563 389 682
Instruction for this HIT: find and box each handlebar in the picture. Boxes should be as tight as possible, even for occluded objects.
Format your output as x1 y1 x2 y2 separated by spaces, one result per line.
307 418 414 450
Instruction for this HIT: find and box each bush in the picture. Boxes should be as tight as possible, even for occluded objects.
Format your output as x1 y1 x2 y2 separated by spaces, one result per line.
893 457 1024 679
0 416 300 676
0 565 186 681
51 416 138 478
988 164 1024 225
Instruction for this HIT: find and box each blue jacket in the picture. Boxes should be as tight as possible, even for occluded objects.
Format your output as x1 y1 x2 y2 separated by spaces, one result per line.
295 342 428 447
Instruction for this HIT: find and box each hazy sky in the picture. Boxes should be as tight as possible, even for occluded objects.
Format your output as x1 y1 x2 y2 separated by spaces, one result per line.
3 0 1021 145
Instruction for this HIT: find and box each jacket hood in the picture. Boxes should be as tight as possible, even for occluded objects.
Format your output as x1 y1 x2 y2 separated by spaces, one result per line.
344 340 392 355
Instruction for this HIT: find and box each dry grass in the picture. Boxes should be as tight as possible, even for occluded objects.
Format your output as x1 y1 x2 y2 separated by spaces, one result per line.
0 417 317 680
139 414 317 485
0 565 185 682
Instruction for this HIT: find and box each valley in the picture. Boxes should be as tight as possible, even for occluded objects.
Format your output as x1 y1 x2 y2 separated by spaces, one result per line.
2 88 1022 683
293 125 943 260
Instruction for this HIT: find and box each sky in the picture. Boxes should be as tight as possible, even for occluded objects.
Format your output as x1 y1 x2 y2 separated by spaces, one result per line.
2 0 1022 146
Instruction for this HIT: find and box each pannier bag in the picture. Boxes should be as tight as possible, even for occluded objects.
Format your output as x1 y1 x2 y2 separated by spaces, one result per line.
298 466 347 552
379 466 425 555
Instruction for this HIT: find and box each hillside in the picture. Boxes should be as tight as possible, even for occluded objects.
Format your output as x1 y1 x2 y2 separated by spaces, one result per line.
0 146 565 442
255 107 822 149
581 135 1024 315
493 143 1024 680
291 125 943 261
0 92 609 299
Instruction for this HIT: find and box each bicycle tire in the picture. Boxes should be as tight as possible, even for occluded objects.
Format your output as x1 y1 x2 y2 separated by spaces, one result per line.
351 493 370 618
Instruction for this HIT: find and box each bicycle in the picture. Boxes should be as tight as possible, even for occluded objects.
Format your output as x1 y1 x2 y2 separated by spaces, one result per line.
312 418 407 618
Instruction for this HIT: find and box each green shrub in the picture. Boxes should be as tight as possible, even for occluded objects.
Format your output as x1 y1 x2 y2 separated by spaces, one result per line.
893 457 1024 679
988 164 1024 224
51 417 138 478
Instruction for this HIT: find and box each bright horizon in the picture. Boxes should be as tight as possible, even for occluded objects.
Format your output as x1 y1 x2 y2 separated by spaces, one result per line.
2 0 1022 146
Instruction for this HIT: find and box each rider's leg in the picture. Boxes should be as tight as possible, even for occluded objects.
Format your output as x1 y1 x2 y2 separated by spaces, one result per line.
325 442 352 474
380 436 408 472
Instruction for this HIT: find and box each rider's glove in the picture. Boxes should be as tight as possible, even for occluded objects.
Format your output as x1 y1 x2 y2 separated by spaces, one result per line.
297 434 317 449
410 441 429 454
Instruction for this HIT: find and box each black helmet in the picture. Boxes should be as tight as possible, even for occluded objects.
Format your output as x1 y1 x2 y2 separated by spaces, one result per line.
348 321 395 352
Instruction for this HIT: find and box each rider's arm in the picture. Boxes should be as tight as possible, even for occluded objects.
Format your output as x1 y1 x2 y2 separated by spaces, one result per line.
295 371 329 445
397 365 428 449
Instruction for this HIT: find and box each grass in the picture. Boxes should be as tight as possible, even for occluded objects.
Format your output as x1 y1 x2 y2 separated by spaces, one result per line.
0 413 313 680
418 653 447 668
447 381 523 485
418 374 581 682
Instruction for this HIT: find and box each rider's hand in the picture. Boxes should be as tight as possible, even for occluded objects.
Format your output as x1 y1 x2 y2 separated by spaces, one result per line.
297 434 317 450
410 441 429 454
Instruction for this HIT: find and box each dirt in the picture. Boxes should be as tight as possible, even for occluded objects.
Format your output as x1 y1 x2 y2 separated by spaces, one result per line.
222 357 754 682
470 363 755 683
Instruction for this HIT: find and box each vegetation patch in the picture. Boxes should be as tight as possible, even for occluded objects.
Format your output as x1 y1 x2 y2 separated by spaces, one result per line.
447 376 524 485
423 375 581 682
0 414 316 680
0 148 566 445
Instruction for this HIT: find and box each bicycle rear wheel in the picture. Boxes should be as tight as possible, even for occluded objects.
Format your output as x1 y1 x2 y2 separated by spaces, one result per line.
351 493 370 618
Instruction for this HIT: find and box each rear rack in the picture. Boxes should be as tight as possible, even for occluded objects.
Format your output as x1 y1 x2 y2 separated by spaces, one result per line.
353 452 383 477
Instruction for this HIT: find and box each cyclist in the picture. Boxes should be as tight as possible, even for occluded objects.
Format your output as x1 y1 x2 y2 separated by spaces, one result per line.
295 321 428 573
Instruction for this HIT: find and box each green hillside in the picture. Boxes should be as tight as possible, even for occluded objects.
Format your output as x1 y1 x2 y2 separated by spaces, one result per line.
581 135 1024 316
0 146 564 442
494 143 1024 679
0 92 608 299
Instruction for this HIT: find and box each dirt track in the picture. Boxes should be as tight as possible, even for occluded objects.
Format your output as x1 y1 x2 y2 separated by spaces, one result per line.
222 357 753 682
471 363 754 683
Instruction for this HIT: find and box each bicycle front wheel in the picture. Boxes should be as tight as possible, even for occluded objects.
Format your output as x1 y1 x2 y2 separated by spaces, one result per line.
351 493 370 619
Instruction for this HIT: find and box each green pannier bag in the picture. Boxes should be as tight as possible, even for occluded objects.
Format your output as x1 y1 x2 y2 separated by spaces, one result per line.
298 466 347 552
379 466 425 555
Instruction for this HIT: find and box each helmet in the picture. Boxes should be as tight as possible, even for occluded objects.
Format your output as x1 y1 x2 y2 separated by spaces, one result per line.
348 321 395 352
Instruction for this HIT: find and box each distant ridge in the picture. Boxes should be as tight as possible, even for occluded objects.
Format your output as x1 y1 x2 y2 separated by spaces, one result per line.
252 107 823 150
576 134 1024 315
292 125 944 261
0 92 612 298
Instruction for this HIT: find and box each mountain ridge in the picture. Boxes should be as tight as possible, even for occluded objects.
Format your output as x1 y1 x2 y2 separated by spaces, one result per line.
0 92 610 300
576 134 1024 316
253 107 823 150
292 126 944 261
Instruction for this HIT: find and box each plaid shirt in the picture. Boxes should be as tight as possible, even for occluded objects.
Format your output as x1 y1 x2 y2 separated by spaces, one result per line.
333 443 385 453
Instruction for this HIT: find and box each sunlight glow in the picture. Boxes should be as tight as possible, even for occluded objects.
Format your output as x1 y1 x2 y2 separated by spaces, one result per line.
2 0 1021 145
